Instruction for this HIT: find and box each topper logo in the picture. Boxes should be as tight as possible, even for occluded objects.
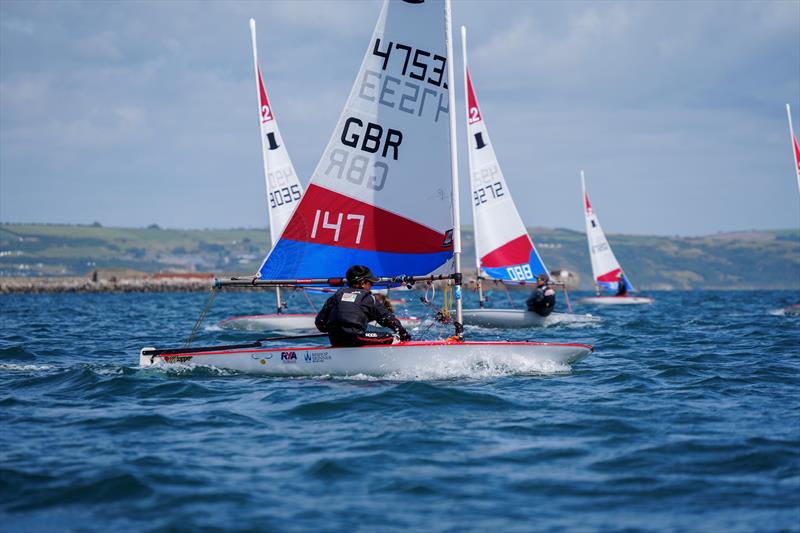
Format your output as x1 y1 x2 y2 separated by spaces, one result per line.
280 351 297 362
402 0 425 3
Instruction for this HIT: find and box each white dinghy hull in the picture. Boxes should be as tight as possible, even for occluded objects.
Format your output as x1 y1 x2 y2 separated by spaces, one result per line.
579 296 653 305
218 314 421 331
461 309 598 328
140 341 592 376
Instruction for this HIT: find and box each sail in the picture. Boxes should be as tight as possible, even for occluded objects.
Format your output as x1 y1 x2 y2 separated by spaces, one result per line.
250 20 304 244
787 104 800 193
465 67 547 282
257 0 454 280
581 171 633 293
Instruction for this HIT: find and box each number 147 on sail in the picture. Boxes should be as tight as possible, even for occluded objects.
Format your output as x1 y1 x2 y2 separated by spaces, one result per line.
310 210 365 245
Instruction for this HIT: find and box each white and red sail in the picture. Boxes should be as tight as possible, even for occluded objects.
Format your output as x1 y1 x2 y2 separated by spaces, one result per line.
250 19 305 245
581 171 633 293
464 63 547 283
786 104 800 193
257 0 454 280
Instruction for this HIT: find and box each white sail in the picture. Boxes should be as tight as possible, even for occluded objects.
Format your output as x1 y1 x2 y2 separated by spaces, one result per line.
257 0 455 280
787 104 800 193
462 36 547 283
581 171 633 293
250 19 304 244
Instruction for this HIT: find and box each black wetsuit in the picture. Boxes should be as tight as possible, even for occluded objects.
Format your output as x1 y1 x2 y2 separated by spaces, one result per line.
616 278 628 296
526 286 556 317
315 287 406 347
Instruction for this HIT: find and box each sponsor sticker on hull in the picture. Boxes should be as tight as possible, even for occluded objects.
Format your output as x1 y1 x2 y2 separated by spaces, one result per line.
304 351 332 363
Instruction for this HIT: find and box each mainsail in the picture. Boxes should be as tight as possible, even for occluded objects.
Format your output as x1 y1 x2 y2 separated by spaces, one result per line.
463 58 547 283
786 104 800 193
581 171 633 293
257 0 455 280
250 19 304 244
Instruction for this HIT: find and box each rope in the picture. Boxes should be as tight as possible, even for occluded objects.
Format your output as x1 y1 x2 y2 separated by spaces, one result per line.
502 282 516 309
562 285 574 313
184 287 219 348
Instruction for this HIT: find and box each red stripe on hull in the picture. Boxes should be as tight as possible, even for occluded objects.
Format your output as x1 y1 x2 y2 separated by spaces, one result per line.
155 340 593 360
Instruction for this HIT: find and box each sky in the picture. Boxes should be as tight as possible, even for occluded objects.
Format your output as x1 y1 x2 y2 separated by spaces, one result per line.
1 0 799 236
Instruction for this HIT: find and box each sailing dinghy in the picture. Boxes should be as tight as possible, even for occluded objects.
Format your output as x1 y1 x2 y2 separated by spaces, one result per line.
579 171 652 305
775 104 800 317
140 0 592 375
458 27 595 328
217 19 314 331
218 21 423 331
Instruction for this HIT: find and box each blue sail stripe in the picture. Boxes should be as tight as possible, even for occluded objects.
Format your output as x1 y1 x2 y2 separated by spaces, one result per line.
259 239 452 279
481 251 548 282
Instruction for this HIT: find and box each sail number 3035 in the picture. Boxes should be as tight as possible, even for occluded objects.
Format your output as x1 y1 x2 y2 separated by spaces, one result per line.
270 184 301 209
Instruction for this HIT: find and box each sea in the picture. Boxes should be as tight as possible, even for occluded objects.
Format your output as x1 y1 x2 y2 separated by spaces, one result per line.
1 289 798 532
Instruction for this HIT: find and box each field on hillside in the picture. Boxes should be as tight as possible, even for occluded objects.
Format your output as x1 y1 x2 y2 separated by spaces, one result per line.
1 224 798 289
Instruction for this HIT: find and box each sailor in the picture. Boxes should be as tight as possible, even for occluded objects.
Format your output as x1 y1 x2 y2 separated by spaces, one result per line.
315 265 412 347
616 272 628 296
526 273 556 317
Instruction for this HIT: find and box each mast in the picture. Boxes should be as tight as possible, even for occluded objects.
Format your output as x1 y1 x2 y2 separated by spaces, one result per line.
787 103 800 193
445 0 463 336
461 25 484 308
249 18 282 312
581 170 600 296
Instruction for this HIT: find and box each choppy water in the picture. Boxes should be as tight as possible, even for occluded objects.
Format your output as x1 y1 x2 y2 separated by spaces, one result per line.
1 290 799 532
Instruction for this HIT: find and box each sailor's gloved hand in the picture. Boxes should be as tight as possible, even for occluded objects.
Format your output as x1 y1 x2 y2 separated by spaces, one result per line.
397 327 412 342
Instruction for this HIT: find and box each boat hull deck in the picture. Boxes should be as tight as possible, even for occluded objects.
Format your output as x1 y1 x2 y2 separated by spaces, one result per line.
140 340 593 376
461 309 599 328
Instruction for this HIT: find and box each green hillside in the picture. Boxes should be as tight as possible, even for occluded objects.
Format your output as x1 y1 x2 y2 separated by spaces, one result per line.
1 223 798 289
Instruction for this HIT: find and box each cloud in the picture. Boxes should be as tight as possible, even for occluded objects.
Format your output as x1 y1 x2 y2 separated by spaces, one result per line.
0 0 798 233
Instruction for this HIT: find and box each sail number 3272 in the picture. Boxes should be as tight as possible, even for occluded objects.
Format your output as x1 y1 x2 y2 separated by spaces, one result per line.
473 182 504 206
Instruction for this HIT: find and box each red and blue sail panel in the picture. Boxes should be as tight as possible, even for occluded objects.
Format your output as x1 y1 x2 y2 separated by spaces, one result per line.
258 184 453 280
596 269 631 292
480 235 548 282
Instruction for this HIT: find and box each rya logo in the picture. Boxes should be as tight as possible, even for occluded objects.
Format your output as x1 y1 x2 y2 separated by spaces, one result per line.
281 351 297 361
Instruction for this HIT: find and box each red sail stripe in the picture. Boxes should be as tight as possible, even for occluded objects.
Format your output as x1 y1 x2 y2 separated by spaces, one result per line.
480 234 532 268
280 184 453 254
257 66 274 123
597 269 622 283
466 68 482 125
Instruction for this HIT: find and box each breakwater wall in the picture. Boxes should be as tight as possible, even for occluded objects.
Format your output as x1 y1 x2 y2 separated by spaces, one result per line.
0 277 215 294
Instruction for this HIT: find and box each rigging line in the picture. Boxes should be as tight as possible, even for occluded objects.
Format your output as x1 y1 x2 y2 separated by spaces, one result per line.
502 281 516 309
184 287 219 348
562 285 574 313
302 289 314 309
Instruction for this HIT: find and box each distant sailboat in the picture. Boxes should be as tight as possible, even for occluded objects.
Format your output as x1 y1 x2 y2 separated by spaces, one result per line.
459 26 595 328
778 103 800 317
141 0 592 375
787 103 800 193
579 171 653 305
